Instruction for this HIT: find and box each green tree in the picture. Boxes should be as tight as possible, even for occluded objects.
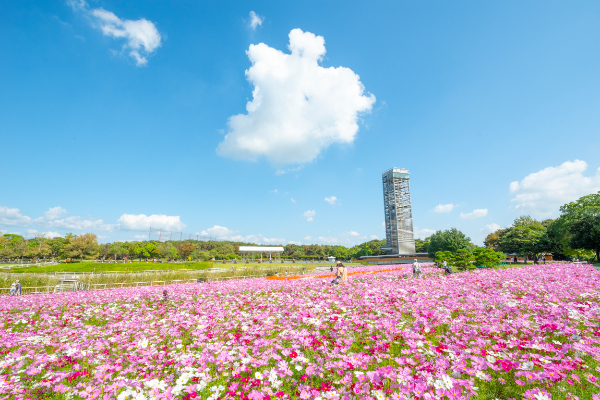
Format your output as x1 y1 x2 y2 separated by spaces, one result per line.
427 229 474 259
473 248 505 268
453 249 474 271
332 246 348 260
158 242 178 261
47 235 68 260
145 242 158 259
177 241 197 260
415 238 430 253
109 242 130 261
547 192 600 258
570 215 600 262
0 235 14 261
63 233 100 260
434 251 454 266
499 217 549 261
132 243 150 261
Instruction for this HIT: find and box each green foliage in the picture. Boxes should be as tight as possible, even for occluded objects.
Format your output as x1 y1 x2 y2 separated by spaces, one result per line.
415 238 429 253
453 249 474 271
434 251 454 266
427 229 474 259
498 216 552 261
570 215 600 262
473 247 505 267
63 233 100 260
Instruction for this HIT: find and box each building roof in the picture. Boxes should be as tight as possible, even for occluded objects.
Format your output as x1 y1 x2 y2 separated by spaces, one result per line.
239 246 284 252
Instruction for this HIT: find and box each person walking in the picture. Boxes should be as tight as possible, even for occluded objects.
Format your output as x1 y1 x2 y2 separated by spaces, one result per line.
412 259 421 278
9 282 16 296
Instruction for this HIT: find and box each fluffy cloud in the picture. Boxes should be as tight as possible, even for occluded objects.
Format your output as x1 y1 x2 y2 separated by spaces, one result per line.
414 227 436 240
304 236 312 241
303 210 316 222
43 206 68 221
0 205 113 231
217 29 376 164
69 0 161 66
510 160 600 216
249 11 263 30
200 225 236 238
46 216 111 231
117 214 185 231
0 205 32 226
348 231 359 236
433 203 456 213
460 209 488 219
485 223 501 232
43 231 62 239
371 235 379 240
324 196 338 205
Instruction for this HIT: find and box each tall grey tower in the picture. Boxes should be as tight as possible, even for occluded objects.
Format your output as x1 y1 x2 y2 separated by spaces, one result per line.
382 168 416 255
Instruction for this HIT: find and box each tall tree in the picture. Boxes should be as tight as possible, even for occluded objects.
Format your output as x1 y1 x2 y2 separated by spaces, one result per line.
177 241 197 260
499 217 549 261
63 233 100 260
570 215 600 262
427 229 474 259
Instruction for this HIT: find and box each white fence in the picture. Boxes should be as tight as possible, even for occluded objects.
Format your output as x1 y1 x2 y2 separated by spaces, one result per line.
0 261 59 270
0 274 274 295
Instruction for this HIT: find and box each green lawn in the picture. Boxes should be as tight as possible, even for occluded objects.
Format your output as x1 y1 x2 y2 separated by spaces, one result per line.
3 261 213 274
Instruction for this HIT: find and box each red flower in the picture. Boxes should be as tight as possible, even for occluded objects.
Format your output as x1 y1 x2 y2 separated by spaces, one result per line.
276 392 285 398
300 374 308 381
290 351 298 359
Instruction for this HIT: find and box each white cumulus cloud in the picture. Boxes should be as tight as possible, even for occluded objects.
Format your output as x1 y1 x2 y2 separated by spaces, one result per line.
42 231 62 239
370 235 379 240
304 236 312 241
200 225 235 238
460 209 488 219
348 231 359 236
509 160 600 216
45 216 112 231
217 28 376 164
118 214 185 231
0 205 33 226
69 0 162 66
43 206 68 221
303 210 316 222
433 203 456 213
485 223 501 232
324 196 338 205
414 227 436 240
249 11 263 30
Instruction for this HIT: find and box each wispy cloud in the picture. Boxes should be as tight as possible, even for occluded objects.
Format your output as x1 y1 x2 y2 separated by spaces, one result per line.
249 11 263 30
68 0 162 66
303 210 316 222
433 203 456 213
460 209 488 219
324 196 338 205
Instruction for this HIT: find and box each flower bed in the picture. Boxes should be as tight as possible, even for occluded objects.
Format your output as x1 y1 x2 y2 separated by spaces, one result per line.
1 264 600 399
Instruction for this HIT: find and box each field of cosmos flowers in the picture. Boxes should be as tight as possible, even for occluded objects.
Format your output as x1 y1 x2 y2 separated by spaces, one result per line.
1 263 600 400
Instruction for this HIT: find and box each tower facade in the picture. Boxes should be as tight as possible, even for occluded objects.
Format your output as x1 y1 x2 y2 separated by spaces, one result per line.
382 167 416 255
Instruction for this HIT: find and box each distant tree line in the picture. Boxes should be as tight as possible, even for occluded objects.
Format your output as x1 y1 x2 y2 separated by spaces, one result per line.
3 192 598 264
0 234 387 263
414 192 600 265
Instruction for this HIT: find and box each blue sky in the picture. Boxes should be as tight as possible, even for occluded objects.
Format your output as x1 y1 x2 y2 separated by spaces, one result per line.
1 0 600 246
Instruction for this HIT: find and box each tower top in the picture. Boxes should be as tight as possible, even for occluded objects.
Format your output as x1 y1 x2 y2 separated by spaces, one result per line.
382 167 409 178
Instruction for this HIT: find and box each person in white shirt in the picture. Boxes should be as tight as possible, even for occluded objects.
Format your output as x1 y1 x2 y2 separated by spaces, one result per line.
412 259 421 278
